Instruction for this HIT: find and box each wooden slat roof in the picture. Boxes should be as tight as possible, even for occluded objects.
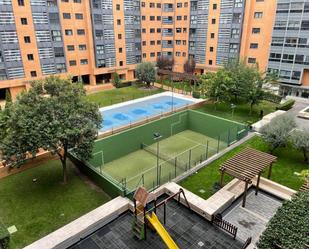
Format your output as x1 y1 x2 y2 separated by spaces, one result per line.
300 181 309 192
220 148 277 183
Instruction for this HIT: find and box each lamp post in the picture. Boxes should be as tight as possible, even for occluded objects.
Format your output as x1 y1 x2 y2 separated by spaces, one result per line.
231 103 236 118
153 132 162 186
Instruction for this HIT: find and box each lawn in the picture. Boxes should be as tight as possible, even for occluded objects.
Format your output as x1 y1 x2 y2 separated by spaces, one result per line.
180 136 307 200
0 159 110 249
85 85 164 107
196 100 278 124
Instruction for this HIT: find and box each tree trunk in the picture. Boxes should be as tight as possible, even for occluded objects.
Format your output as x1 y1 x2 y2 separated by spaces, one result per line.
302 148 308 163
59 144 68 184
249 103 253 116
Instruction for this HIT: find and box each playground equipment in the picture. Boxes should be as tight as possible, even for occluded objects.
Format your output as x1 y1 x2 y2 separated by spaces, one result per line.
132 186 191 249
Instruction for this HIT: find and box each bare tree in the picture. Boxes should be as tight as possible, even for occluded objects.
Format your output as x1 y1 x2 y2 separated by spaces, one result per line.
183 58 196 74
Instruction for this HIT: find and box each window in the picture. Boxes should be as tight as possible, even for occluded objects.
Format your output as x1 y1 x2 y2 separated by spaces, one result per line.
54 47 64 57
49 13 60 24
24 36 31 43
62 0 69 2
177 3 182 8
21 18 27 25
119 47 122 53
73 0 81 3
150 28 155 33
142 53 146 58
211 19 216 24
63 13 71 19
157 28 161 33
248 57 256 64
142 41 146 46
210 47 214 52
80 59 88 65
150 40 155 45
18 0 24 6
67 45 74 51
213 3 217 9
157 3 161 8
118 34 122 39
69 60 76 66
119 61 123 66
210 33 215 38
157 40 161 45
150 16 155 21
150 52 155 57
209 60 213 65
79 44 86 50
157 16 161 21
250 43 258 49
176 28 181 33
77 29 85 35
116 4 120 10
27 54 34 60
141 2 145 7
234 0 243 8
176 52 181 56
254 12 263 18
65 29 73 35
231 28 240 38
75 13 83 19
149 2 155 8
252 28 260 34
30 71 37 77
177 16 182 21
51 30 62 41
117 19 121 25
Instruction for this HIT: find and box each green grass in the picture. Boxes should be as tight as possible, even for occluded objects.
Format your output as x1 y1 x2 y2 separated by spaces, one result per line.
180 136 307 200
85 85 164 107
196 101 278 124
0 160 110 249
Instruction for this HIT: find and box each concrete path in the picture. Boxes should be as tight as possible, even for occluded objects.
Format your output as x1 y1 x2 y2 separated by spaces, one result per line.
286 97 309 129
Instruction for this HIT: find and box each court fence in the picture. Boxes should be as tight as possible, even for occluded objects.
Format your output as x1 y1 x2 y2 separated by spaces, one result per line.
69 109 248 198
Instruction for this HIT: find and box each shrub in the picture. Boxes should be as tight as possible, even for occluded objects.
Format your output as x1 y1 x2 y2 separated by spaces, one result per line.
260 114 296 154
0 221 9 249
192 91 201 99
257 192 309 249
276 99 295 111
263 91 282 104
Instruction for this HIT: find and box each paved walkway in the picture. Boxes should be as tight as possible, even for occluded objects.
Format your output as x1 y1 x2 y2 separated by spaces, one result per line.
286 97 309 129
222 189 282 244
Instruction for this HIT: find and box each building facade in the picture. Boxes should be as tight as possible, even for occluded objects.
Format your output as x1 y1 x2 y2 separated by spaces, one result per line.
0 0 308 100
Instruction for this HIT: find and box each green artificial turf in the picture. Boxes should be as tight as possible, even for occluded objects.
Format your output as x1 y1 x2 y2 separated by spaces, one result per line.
181 136 307 200
85 85 164 107
0 160 110 249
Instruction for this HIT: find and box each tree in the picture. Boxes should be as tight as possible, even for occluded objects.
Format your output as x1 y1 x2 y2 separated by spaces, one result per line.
183 58 196 74
260 114 296 154
5 89 12 109
257 192 309 249
290 129 309 163
112 73 121 88
156 56 174 71
201 71 231 109
136 62 156 87
0 76 102 184
247 81 264 115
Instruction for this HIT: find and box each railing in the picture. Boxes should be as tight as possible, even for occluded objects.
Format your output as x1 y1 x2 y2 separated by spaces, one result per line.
212 214 238 240
242 237 252 249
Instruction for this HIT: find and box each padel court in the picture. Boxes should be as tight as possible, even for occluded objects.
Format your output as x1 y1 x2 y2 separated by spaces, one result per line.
70 110 248 196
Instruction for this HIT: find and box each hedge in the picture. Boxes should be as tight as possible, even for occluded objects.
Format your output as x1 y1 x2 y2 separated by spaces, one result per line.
276 99 295 111
257 192 309 249
263 92 282 104
0 221 9 249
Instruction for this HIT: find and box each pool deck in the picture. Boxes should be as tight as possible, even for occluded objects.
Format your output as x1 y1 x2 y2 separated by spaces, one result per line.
69 198 244 249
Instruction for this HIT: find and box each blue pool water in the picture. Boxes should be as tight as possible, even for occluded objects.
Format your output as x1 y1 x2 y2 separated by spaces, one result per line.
100 95 195 132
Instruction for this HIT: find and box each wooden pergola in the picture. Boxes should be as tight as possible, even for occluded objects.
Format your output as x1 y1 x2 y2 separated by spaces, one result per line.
219 147 277 207
300 181 309 192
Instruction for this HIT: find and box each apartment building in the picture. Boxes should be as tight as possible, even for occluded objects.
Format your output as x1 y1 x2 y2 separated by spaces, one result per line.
0 0 308 101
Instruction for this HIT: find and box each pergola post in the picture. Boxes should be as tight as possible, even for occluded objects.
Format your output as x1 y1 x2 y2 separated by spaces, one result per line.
242 181 249 208
268 163 273 179
255 173 261 196
220 170 225 188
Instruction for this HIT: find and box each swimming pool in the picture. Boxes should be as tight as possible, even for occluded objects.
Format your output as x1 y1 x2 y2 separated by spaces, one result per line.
99 92 201 133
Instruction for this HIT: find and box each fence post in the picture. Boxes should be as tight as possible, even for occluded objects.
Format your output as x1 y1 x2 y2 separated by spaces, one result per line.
217 135 220 153
206 140 209 159
227 128 231 147
188 149 192 169
174 158 177 177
